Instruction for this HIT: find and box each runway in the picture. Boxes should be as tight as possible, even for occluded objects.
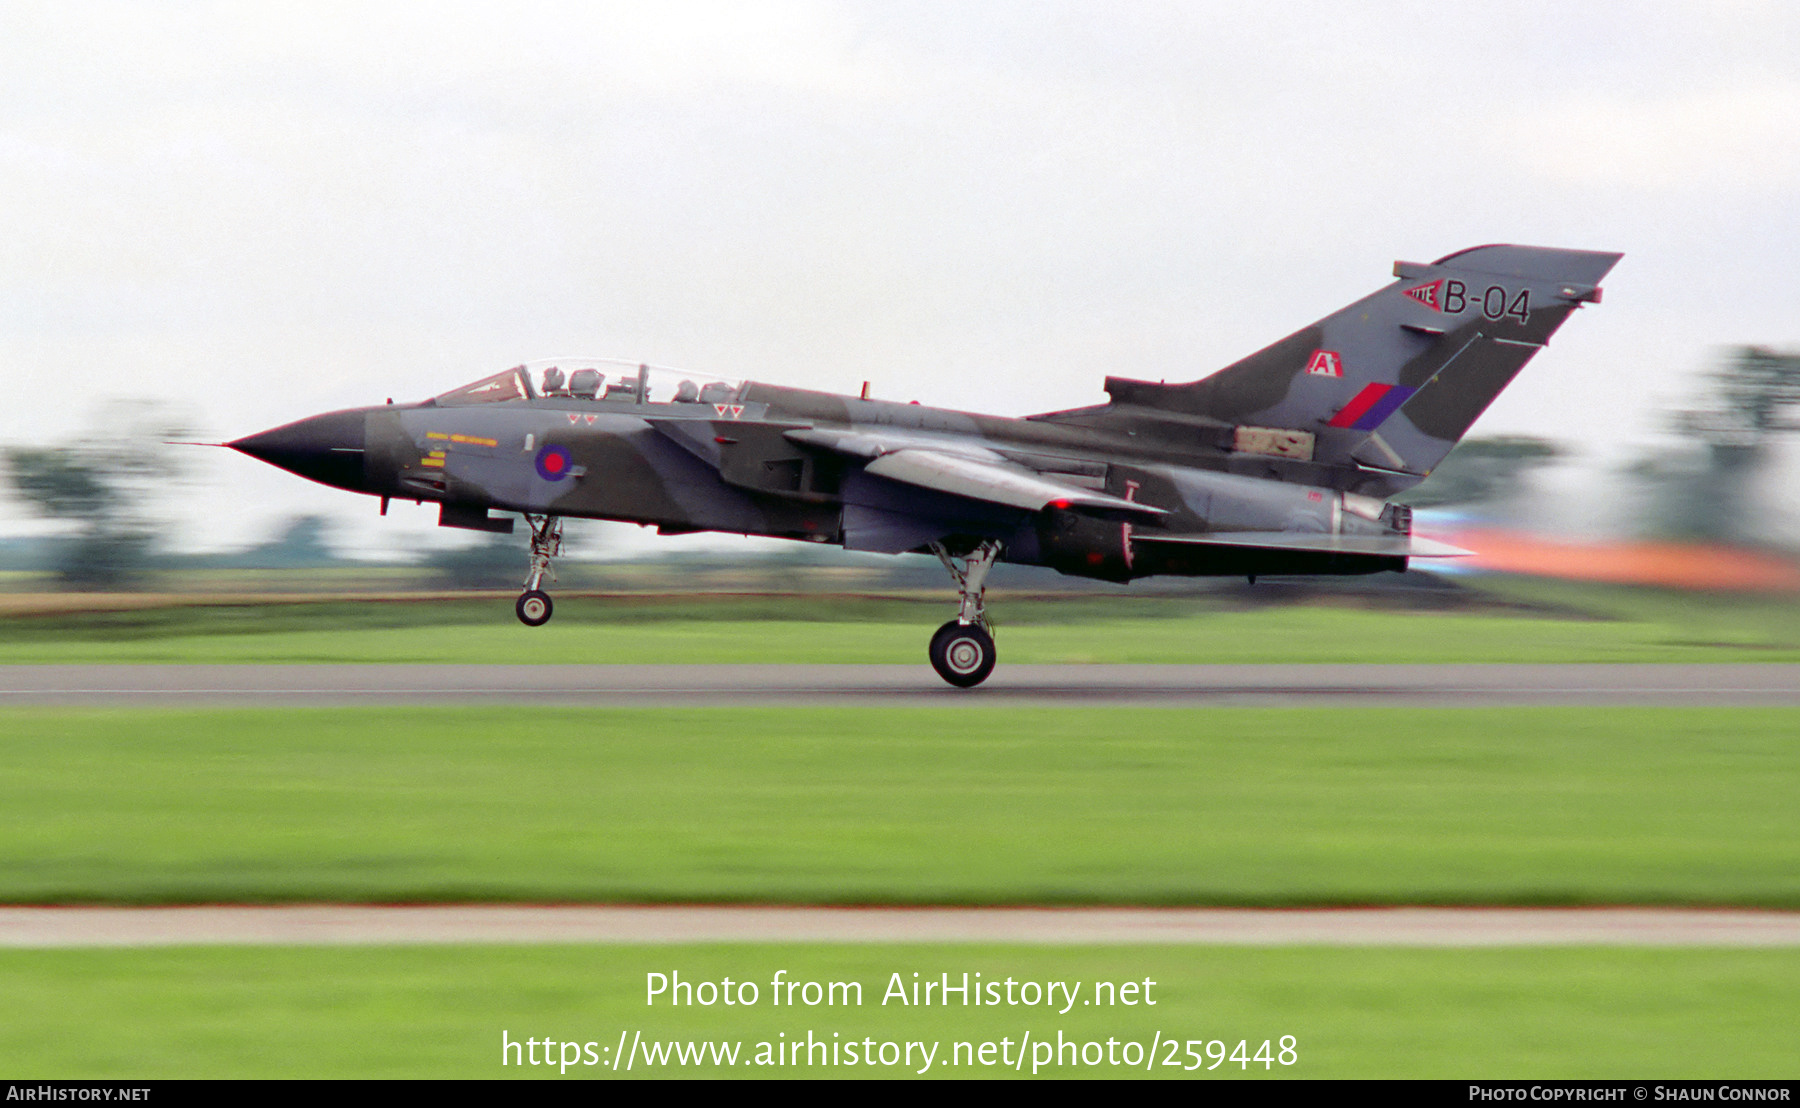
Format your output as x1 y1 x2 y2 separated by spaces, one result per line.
3 905 1797 947
0 663 1797 706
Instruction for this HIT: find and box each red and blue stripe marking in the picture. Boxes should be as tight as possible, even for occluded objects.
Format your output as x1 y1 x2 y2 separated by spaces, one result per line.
1326 383 1417 431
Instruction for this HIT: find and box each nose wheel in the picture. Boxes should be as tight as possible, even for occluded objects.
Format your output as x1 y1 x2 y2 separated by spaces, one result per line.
928 539 1002 687
516 589 553 627
516 514 563 627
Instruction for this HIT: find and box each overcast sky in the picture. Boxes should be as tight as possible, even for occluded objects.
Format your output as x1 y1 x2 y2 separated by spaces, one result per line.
3 1 1797 555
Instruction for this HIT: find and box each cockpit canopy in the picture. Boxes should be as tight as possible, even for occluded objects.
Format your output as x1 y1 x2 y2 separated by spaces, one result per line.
434 358 744 408
433 367 533 406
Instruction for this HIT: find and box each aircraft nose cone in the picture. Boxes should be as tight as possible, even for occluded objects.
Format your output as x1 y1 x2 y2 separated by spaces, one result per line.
229 408 369 492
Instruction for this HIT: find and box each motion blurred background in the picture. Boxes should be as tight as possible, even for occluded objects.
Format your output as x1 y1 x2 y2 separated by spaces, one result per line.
3 0 1799 592
4 7 1799 1078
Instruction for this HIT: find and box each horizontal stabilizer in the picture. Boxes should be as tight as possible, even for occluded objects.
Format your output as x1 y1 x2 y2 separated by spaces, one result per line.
1132 531 1472 557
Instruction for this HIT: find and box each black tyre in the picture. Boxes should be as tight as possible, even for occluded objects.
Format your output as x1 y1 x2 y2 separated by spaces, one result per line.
928 620 996 688
516 589 553 627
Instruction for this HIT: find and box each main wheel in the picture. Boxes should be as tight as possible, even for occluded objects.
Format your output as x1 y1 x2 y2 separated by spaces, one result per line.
929 620 996 688
516 589 553 627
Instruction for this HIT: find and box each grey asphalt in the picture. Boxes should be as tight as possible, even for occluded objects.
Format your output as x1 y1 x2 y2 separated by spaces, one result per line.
0 663 1797 706
4 906 1798 947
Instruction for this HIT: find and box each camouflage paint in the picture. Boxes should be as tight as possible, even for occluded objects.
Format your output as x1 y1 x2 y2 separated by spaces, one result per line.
232 245 1619 586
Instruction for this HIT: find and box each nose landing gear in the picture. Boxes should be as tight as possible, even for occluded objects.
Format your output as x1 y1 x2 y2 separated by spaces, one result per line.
516 514 562 627
516 589 553 627
928 539 1002 687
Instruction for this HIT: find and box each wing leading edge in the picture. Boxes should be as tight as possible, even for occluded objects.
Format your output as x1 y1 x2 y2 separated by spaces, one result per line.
864 449 1165 520
786 427 1165 522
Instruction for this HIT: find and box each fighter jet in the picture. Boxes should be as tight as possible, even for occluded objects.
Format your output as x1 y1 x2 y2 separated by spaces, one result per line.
229 244 1618 686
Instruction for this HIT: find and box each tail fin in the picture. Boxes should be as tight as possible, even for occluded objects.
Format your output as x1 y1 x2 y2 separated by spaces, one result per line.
1097 244 1620 488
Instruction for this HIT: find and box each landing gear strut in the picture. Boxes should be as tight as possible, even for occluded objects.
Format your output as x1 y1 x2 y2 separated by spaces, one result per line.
928 540 1002 687
516 514 562 627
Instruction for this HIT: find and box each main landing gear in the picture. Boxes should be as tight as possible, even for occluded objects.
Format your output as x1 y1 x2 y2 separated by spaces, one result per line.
928 540 1002 688
516 513 562 627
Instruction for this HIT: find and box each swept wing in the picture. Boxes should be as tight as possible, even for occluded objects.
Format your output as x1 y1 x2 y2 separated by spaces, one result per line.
786 428 1165 521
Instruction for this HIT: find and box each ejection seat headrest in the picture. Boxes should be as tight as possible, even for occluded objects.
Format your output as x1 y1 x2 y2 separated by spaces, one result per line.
568 369 602 399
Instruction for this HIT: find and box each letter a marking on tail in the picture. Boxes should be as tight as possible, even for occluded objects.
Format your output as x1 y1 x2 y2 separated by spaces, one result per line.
1305 350 1344 378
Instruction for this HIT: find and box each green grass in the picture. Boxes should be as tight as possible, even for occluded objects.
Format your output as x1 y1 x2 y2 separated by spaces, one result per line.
3 707 1795 906
3 945 1795 1078
5 599 1800 662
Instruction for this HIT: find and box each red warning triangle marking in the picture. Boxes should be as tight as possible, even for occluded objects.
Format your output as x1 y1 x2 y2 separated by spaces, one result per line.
714 404 728 417
1404 280 1443 310
729 405 745 419
566 413 579 423
583 414 596 424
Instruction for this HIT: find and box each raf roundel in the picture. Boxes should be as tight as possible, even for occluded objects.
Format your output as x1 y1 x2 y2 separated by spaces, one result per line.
534 444 573 481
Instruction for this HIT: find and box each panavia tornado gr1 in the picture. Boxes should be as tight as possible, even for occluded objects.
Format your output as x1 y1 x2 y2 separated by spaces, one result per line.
230 244 1619 686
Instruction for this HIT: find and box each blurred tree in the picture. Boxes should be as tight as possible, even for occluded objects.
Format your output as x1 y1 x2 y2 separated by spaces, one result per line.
1397 435 1563 509
427 532 524 589
1629 346 1800 542
3 401 190 588
231 515 340 569
1708 346 1800 438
